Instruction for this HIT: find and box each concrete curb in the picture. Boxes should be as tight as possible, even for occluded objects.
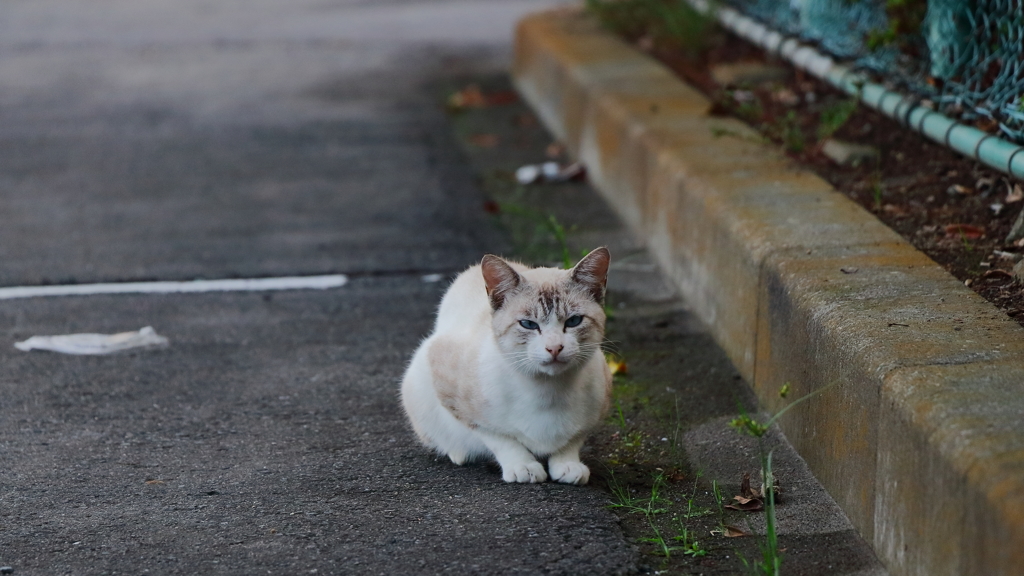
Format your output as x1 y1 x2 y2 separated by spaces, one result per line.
512 10 1024 576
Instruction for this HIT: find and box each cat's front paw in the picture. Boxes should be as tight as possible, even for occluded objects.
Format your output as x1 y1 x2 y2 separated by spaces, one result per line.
502 461 548 483
549 461 590 485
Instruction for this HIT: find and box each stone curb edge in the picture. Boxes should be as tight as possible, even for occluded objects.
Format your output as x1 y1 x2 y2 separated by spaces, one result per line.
512 10 1024 576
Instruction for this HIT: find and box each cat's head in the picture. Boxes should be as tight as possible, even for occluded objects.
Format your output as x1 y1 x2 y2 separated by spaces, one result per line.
481 248 610 377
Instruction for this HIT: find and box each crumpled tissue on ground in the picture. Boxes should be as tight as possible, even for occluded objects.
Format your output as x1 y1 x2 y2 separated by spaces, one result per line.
514 161 585 185
14 326 169 355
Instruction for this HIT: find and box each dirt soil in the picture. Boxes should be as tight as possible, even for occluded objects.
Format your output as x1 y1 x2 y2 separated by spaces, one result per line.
636 27 1024 327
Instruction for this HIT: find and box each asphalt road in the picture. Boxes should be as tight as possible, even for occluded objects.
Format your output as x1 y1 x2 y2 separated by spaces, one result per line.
0 2 891 575
0 1 639 574
0 0 560 285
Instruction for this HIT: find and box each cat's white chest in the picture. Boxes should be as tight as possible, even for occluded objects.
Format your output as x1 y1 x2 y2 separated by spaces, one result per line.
478 360 600 456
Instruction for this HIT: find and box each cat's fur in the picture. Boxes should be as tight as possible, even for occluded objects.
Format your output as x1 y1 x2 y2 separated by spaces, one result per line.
400 248 612 484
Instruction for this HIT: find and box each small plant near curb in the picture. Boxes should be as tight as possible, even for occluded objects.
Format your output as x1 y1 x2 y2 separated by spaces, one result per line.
585 0 715 55
607 471 676 557
869 169 884 210
671 470 713 557
728 381 834 576
764 110 805 153
816 98 859 143
493 202 578 268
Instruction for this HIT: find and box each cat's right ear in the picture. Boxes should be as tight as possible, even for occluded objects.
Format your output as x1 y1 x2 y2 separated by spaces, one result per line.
481 255 522 310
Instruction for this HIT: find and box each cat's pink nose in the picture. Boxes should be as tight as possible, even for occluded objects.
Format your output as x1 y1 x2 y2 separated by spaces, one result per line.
546 344 564 359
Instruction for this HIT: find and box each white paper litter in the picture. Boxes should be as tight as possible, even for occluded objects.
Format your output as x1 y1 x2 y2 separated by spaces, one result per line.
514 161 585 185
515 164 542 184
14 326 169 355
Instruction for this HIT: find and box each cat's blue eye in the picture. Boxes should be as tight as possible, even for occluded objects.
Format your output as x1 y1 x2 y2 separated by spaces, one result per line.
519 319 540 330
564 315 583 328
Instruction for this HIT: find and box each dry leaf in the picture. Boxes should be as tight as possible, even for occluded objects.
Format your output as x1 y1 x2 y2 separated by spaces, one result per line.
546 142 566 159
975 118 1000 133
1006 184 1023 204
447 84 486 110
882 203 909 217
484 90 519 107
772 88 800 106
947 184 973 196
726 473 765 511
732 90 755 103
723 525 751 538
740 472 760 499
944 224 985 239
556 162 586 182
515 113 538 128
981 269 1013 280
606 354 627 376
468 134 499 148
726 497 764 512
447 85 518 111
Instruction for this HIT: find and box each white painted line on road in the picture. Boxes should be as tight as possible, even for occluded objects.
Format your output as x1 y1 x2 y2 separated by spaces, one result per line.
0 275 349 300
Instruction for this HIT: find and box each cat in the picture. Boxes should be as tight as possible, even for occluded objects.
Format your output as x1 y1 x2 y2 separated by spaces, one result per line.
400 248 612 484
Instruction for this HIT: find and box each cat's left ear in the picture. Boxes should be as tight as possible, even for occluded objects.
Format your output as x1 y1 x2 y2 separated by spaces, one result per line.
571 247 610 303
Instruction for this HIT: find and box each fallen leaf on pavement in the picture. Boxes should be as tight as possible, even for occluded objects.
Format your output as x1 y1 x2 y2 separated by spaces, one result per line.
726 473 764 511
468 133 499 148
485 90 519 106
740 472 759 498
447 84 486 110
723 525 751 538
555 162 586 182
515 112 537 127
606 354 627 376
726 495 763 511
447 85 519 112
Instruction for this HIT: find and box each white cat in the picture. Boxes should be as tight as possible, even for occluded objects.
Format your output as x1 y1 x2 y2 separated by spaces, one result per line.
400 248 612 484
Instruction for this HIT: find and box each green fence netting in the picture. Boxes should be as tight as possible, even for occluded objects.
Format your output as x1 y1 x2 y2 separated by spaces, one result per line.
722 0 1024 143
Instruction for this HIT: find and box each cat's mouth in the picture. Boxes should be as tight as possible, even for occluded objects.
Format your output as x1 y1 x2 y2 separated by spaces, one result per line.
539 357 572 373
